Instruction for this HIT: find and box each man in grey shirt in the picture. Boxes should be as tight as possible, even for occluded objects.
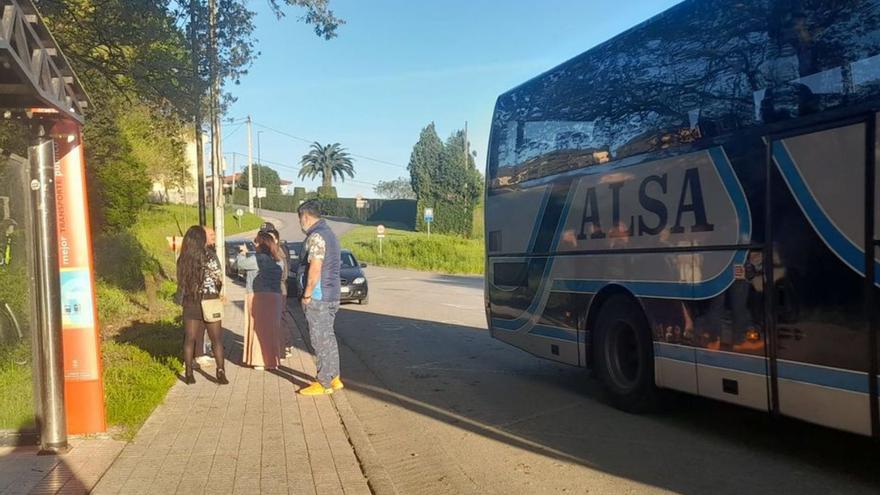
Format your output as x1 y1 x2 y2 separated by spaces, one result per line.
297 200 344 396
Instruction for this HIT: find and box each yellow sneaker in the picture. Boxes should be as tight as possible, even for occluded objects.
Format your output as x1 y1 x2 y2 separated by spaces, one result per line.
299 381 333 396
330 376 344 390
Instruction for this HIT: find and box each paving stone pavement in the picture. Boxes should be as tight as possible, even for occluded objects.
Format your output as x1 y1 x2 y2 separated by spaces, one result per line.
90 280 371 495
0 437 125 495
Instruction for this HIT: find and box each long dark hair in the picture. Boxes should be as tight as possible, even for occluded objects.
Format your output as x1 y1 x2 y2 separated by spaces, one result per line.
177 225 207 298
254 231 283 261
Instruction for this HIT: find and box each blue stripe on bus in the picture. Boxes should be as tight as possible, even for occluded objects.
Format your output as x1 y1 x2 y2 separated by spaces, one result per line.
777 360 870 394
550 250 747 300
493 184 579 332
653 342 696 363
526 186 553 253
695 349 767 375
772 141 880 287
708 147 752 241
528 324 578 342
655 343 873 395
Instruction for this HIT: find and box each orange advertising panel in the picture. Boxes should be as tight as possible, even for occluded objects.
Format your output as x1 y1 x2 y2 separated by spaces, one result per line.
53 120 106 434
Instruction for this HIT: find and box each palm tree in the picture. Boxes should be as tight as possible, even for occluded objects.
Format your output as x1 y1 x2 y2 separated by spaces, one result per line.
298 142 355 191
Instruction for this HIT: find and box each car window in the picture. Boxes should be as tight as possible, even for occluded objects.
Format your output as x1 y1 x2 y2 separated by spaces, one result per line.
341 252 356 268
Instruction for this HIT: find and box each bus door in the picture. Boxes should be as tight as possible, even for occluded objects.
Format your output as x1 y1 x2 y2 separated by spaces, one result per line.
768 117 878 436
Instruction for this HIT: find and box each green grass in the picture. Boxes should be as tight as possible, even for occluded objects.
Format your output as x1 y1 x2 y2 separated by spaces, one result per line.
103 334 181 439
0 342 34 430
104 318 184 439
341 225 484 275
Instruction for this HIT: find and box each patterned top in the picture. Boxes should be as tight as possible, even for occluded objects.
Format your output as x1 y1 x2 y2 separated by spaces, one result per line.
304 231 325 300
201 250 223 298
178 249 223 305
305 232 326 261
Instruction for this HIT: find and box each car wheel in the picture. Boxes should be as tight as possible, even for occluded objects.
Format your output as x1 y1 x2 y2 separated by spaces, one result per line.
358 295 368 305
592 295 657 413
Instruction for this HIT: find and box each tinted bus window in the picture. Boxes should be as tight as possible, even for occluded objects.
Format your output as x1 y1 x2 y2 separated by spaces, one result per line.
488 0 880 187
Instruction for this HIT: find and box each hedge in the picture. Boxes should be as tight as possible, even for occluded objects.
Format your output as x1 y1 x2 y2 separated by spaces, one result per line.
230 189 416 230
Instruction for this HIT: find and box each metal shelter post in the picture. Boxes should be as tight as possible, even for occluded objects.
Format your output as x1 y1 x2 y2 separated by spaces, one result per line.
29 137 67 454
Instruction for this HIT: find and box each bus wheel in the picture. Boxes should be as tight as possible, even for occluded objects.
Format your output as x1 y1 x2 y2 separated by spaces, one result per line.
593 295 657 413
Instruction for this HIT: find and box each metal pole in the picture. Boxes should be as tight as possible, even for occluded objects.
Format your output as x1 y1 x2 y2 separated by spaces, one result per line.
29 138 67 454
247 116 254 213
209 0 226 280
190 0 207 226
257 131 263 211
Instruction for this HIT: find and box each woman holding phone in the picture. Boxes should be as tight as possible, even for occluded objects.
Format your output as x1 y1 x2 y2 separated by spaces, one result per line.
236 231 284 370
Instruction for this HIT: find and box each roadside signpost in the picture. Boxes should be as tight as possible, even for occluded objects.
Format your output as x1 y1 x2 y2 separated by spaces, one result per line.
234 208 244 228
376 224 386 256
424 208 434 236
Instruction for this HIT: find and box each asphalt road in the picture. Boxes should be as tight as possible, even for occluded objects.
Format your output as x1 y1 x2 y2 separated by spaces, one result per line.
227 209 355 243
321 267 879 495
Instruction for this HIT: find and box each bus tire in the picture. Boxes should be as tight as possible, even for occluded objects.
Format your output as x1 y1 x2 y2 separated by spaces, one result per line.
593 295 657 413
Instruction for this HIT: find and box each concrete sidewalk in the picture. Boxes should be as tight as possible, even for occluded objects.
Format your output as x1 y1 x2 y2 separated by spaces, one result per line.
91 281 371 495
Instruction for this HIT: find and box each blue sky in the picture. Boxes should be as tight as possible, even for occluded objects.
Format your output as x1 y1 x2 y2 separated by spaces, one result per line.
222 0 682 197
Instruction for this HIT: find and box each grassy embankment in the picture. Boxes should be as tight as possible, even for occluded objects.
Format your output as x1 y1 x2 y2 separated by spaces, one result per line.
341 225 484 275
0 204 261 437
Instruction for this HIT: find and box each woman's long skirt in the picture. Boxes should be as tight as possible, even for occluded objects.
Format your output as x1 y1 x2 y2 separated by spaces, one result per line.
243 292 282 369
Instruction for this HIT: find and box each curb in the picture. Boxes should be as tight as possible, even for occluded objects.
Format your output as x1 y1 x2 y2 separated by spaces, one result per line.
287 299 397 495
331 391 399 495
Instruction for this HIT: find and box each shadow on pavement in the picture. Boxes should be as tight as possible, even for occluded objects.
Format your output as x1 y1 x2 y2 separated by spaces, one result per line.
304 305 880 494
0 428 90 494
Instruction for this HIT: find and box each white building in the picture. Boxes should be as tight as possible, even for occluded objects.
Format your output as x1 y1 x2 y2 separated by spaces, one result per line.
149 133 205 205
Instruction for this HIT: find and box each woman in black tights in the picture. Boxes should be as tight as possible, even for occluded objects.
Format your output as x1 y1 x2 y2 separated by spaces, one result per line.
177 225 228 385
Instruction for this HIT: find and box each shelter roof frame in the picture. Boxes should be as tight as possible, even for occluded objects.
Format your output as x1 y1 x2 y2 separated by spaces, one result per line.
0 0 89 123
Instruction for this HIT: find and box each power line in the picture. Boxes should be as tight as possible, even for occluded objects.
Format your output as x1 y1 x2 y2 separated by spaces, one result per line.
249 121 409 171
225 151 380 188
222 122 245 141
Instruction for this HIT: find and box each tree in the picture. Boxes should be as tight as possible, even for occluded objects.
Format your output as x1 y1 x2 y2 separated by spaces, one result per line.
119 104 189 203
434 130 483 235
373 177 415 199
236 164 282 196
407 123 443 231
407 124 482 236
298 142 355 196
35 0 344 232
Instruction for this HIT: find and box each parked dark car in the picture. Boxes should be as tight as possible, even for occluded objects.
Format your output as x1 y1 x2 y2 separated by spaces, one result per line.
224 240 255 278
288 248 368 304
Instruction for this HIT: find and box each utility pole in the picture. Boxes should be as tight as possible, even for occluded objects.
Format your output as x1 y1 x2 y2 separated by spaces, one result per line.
464 121 469 165
190 0 206 226
208 0 225 277
257 130 263 211
247 116 254 213
230 153 236 205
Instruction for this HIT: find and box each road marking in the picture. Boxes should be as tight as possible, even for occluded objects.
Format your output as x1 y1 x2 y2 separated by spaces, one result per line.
440 303 481 310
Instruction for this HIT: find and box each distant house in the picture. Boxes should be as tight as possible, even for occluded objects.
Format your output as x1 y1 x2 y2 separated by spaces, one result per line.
222 172 241 194
280 179 294 195
149 134 203 204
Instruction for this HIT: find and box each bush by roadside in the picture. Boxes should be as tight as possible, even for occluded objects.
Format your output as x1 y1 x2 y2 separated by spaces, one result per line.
340 225 484 275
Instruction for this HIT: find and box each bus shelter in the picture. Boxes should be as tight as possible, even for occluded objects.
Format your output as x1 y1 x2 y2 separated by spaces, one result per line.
0 0 102 453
